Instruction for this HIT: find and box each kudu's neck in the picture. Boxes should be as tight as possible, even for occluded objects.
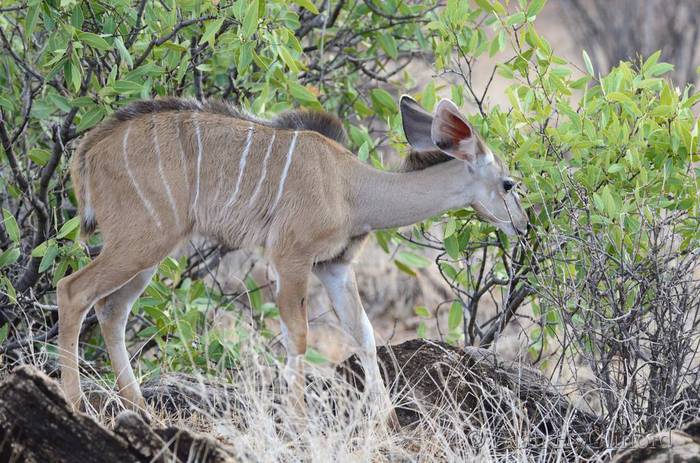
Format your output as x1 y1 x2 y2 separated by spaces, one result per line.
352 159 472 233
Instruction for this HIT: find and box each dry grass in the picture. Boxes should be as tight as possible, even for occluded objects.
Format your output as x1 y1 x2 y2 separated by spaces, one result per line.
0 325 605 463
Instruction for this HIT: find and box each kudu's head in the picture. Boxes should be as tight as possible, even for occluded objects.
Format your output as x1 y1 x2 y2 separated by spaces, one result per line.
401 96 528 236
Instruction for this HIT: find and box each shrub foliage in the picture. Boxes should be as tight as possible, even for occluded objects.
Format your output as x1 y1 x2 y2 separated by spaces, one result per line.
1 0 699 448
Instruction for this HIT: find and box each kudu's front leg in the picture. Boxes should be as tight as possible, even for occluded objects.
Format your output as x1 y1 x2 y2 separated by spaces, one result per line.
94 267 156 412
273 255 311 416
313 262 400 429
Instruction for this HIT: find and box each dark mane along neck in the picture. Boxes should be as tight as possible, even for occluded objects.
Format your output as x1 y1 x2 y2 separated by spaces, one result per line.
112 97 347 146
400 149 453 172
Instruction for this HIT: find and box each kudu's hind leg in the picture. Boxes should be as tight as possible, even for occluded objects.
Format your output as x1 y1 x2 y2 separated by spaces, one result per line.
313 262 400 429
94 267 156 410
57 251 160 410
273 255 312 415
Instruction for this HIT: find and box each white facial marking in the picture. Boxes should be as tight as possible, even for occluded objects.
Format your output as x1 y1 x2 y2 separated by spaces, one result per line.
122 123 162 228
192 113 203 211
270 130 298 213
225 126 254 208
248 131 276 207
152 115 180 229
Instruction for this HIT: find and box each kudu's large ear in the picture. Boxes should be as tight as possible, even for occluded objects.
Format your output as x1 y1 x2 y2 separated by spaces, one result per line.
400 95 438 152
430 99 478 162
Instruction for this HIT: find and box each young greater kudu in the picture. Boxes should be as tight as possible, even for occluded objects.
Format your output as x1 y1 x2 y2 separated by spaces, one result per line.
57 95 527 424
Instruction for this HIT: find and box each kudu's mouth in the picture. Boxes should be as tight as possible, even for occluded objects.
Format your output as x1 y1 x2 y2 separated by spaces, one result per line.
472 198 528 237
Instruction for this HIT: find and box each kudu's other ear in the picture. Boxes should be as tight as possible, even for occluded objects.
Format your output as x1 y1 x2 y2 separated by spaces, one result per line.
430 99 477 162
400 95 437 152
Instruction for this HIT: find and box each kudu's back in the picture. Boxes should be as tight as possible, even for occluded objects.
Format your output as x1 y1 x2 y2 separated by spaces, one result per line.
71 98 354 256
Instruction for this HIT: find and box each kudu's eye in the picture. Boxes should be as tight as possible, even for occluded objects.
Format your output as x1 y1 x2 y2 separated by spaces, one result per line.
503 178 516 192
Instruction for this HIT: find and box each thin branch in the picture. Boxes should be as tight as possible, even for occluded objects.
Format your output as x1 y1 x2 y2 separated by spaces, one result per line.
133 15 216 68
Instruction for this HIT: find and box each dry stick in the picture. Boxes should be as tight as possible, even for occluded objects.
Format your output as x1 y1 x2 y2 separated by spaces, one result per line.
0 314 98 355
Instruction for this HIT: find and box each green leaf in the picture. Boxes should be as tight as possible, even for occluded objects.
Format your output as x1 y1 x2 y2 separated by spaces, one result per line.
444 234 460 259
642 50 661 74
417 321 426 338
474 0 495 12
0 247 20 268
200 18 224 45
67 58 82 93
278 46 301 73
56 217 80 239
0 96 15 112
489 30 506 57
245 275 262 311
39 243 59 273
288 81 320 107
28 148 51 166
114 80 144 94
415 306 431 318
70 6 84 28
0 323 8 344
25 0 40 38
3 209 20 243
582 50 594 75
526 0 546 18
357 141 370 161
77 32 110 51
114 36 133 67
396 251 431 269
291 0 319 14
241 0 259 38
370 88 396 114
505 12 525 27
647 63 674 77
448 301 463 331
31 240 48 258
607 92 632 104
305 347 329 365
377 32 398 59
75 107 105 132
394 260 416 276
70 96 95 108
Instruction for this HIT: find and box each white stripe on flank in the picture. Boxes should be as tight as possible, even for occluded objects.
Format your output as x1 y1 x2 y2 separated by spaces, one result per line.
270 131 298 213
192 113 203 211
174 112 189 184
83 168 94 224
152 115 180 228
225 126 254 208
122 123 162 228
248 131 276 207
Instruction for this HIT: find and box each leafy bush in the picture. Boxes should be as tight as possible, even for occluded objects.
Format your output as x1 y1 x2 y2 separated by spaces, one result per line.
0 0 434 367
1 0 699 451
398 0 700 444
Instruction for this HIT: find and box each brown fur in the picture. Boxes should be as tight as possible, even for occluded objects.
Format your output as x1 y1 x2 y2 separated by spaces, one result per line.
74 98 347 237
60 98 363 416
58 97 525 428
401 137 499 172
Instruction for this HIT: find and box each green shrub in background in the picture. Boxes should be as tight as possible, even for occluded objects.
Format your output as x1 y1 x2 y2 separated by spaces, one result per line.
0 0 434 369
1 0 699 441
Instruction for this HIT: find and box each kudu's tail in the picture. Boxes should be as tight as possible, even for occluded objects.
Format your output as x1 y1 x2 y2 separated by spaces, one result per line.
70 138 97 240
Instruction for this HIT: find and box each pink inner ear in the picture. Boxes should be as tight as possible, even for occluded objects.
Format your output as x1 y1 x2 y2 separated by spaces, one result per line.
441 113 471 144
